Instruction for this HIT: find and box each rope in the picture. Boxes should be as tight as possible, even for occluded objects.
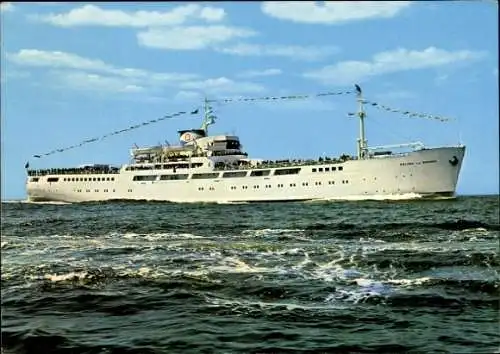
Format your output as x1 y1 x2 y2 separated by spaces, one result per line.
27 85 453 164
361 99 453 122
32 108 199 159
206 90 353 104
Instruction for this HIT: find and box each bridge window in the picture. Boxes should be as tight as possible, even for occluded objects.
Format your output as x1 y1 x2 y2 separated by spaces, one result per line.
338 166 343 171
250 170 270 177
30 177 39 182
133 175 157 181
312 168 317 172
47 177 59 182
160 174 189 180
274 168 301 176
192 173 220 179
223 171 247 178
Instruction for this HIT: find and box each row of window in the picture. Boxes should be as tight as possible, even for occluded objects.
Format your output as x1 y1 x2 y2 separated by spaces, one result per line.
72 180 351 194
65 177 115 182
199 181 349 191
76 189 115 193
39 177 117 183
131 168 303 181
312 166 343 173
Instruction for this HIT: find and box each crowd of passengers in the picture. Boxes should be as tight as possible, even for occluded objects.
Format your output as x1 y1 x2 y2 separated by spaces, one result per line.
27 166 120 177
214 154 355 170
134 150 249 164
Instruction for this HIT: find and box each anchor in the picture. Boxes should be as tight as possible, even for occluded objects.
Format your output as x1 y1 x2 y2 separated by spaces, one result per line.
449 156 459 166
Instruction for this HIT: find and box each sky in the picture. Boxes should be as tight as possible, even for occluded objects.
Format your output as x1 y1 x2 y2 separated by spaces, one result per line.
1 1 498 200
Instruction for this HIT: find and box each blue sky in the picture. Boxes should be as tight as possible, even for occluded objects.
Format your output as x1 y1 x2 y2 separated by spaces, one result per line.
1 1 498 199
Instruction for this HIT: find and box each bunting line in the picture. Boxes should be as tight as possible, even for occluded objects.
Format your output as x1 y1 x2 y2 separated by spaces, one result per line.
361 99 453 122
32 108 199 159
206 90 354 104
29 86 452 161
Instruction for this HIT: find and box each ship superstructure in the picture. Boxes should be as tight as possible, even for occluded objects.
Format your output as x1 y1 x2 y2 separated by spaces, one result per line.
26 86 465 203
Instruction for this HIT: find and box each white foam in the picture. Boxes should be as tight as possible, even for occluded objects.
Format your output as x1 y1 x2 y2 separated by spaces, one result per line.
322 192 425 201
44 271 88 282
15 200 72 205
216 200 250 205
206 296 345 311
242 228 305 237
386 277 432 286
209 256 275 274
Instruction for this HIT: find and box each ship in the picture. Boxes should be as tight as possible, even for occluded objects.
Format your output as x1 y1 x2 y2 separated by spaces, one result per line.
26 85 465 203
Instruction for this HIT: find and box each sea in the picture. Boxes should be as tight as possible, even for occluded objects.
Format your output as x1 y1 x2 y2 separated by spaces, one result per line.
1 195 499 354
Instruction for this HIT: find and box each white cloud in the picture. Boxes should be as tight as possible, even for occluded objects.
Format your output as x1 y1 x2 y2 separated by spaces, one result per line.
7 49 111 72
180 77 265 95
261 1 411 24
304 47 487 85
217 43 338 61
1 70 31 83
237 68 282 78
6 49 265 97
51 70 146 94
6 49 198 82
0 2 14 12
137 25 256 50
137 26 336 61
36 4 225 27
174 90 203 102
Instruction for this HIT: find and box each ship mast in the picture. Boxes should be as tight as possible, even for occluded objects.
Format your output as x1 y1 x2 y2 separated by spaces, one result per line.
355 84 368 160
200 97 217 135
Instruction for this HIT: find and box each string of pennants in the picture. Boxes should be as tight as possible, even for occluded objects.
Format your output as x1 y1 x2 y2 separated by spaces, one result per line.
29 86 452 160
206 90 353 104
349 99 453 122
32 108 200 159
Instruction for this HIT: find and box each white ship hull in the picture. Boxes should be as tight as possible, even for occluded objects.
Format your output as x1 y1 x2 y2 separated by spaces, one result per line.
27 146 465 203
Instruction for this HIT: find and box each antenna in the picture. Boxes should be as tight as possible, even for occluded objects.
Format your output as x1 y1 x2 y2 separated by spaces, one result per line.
355 84 368 159
200 97 217 134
